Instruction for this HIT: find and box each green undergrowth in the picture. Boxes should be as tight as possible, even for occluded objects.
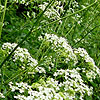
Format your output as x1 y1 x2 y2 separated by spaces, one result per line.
0 0 100 100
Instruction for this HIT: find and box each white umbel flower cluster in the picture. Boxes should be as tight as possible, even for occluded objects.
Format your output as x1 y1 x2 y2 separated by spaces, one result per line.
54 68 93 100
9 82 31 93
2 42 17 51
35 66 46 74
39 1 64 23
74 48 95 64
39 33 78 66
2 42 38 68
9 78 63 100
9 70 93 100
74 48 100 81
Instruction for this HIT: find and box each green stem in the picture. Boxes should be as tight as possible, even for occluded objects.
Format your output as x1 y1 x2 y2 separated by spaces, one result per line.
72 12 100 47
65 24 75 37
0 0 8 83
0 0 8 38
72 24 100 47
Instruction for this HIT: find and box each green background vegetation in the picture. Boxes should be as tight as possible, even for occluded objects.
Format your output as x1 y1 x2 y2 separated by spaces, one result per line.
0 0 100 99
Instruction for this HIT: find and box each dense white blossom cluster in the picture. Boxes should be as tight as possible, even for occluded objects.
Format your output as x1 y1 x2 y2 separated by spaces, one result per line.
2 42 46 74
2 42 17 51
0 0 99 99
34 66 46 74
39 1 64 23
9 82 31 93
2 43 38 68
54 69 93 100
9 79 63 100
39 33 78 66
74 48 93 63
9 68 93 100
74 48 100 81
72 1 79 8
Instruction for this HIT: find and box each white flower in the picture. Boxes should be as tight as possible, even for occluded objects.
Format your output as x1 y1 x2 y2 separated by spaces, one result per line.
0 92 5 98
2 42 38 69
39 33 77 66
35 66 46 73
39 1 64 23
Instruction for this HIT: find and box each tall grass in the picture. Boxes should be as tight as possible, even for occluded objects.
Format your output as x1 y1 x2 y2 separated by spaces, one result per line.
0 0 8 38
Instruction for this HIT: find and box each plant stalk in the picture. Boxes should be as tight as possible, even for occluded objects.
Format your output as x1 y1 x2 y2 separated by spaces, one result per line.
0 0 8 38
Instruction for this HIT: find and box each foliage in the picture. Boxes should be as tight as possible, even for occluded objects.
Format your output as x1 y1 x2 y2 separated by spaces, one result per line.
0 0 100 100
